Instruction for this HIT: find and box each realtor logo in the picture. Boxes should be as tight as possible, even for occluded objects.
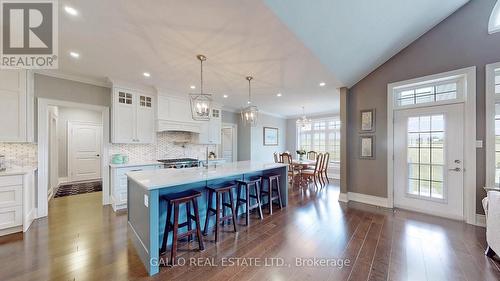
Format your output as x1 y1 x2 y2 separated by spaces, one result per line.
1 0 58 69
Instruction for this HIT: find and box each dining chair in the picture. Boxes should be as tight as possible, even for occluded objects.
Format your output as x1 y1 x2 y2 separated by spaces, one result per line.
307 151 317 160
301 153 323 188
280 152 299 186
273 152 280 163
319 152 330 186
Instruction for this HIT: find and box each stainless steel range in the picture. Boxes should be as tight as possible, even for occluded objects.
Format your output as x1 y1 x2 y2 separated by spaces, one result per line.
157 158 200 169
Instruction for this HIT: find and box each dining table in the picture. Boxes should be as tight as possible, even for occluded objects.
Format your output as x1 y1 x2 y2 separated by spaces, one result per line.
291 159 316 187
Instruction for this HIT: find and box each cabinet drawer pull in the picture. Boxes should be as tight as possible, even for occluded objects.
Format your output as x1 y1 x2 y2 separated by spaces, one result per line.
130 169 142 172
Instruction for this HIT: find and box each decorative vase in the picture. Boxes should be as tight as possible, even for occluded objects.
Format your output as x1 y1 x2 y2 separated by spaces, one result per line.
299 154 304 161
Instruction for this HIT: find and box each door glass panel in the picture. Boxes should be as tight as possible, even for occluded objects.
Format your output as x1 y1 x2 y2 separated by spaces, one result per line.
407 114 445 199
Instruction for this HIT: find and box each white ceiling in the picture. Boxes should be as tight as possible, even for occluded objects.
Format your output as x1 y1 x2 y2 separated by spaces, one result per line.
52 0 468 118
264 0 470 87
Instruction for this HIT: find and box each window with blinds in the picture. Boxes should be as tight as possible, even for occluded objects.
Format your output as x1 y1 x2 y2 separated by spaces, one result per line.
297 118 341 162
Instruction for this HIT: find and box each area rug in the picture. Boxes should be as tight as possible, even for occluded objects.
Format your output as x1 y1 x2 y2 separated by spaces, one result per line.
54 181 102 198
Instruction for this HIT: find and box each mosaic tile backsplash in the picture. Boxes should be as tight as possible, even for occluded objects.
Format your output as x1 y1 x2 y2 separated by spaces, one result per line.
0 143 38 168
0 132 215 170
109 131 217 162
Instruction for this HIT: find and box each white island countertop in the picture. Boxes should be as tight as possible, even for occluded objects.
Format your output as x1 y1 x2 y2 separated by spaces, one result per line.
126 161 287 190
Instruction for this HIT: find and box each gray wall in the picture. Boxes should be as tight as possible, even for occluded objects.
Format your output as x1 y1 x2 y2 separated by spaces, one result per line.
222 110 239 124
251 114 287 162
57 106 103 178
347 0 500 214
35 74 111 106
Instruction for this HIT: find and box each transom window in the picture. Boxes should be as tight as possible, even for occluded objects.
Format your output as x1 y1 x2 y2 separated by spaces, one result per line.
407 115 445 199
297 118 340 162
396 81 459 107
489 0 500 34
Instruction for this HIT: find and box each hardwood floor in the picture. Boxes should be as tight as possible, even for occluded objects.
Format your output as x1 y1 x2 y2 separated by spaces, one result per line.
0 181 498 281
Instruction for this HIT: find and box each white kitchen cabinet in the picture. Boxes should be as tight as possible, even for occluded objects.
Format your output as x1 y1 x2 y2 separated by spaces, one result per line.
112 87 155 144
110 163 162 211
0 170 35 236
0 69 33 143
197 107 222 144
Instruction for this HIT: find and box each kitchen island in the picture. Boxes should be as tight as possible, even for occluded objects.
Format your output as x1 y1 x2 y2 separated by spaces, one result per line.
126 161 288 276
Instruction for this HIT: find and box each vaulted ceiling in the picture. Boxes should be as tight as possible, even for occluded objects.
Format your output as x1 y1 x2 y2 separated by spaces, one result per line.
50 0 469 117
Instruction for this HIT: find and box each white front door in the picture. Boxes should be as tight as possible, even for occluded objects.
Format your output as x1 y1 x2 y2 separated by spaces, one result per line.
394 104 464 220
68 122 102 182
221 126 235 162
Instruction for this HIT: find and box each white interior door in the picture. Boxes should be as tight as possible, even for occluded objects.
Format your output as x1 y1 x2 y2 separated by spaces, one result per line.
221 126 236 162
68 122 102 182
394 103 464 220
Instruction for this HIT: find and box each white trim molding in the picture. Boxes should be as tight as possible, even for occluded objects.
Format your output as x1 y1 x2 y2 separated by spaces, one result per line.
475 214 486 227
34 70 110 88
485 62 500 187
387 66 477 225
338 192 390 208
37 98 110 218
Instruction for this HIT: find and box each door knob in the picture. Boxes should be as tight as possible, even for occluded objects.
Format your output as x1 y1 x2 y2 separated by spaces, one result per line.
448 167 461 172
96 154 100 157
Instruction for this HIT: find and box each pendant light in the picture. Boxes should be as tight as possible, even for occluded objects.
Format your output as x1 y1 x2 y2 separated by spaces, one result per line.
190 54 212 121
296 106 312 128
241 76 258 126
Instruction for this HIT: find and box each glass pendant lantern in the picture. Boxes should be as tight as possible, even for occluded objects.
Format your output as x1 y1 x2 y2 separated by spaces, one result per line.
241 76 258 126
190 54 212 121
296 106 312 128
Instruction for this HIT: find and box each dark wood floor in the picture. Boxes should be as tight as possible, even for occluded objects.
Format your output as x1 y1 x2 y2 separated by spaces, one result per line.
0 181 499 281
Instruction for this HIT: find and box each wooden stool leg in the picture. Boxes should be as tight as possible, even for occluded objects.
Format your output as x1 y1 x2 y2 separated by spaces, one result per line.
215 192 221 243
170 203 180 266
221 192 226 226
229 189 237 232
276 177 283 209
235 185 241 218
268 179 273 215
192 198 205 250
245 185 250 226
186 202 192 242
160 201 172 254
255 182 263 220
203 190 212 236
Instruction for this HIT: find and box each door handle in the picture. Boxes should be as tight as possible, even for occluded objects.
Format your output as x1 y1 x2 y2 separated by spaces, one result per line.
448 167 461 172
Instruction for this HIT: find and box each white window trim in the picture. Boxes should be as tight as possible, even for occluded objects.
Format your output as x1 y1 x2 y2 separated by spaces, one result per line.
485 62 500 187
296 116 341 162
488 0 500 35
387 66 476 225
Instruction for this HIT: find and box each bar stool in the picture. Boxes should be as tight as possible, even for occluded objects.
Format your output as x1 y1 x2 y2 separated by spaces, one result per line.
261 174 283 215
203 182 238 243
235 177 264 226
160 190 204 266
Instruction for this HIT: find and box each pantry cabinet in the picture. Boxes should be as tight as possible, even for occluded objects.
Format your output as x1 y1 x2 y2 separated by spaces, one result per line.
0 69 33 143
112 87 155 144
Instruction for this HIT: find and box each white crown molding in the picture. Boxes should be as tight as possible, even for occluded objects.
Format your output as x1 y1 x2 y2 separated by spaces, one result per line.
34 70 110 88
107 77 156 94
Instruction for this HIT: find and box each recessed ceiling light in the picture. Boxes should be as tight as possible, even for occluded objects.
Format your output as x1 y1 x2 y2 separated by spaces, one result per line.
64 6 78 16
277 93 282 97
143 72 151 78
190 85 196 89
319 82 326 87
69 51 79 58
223 94 228 98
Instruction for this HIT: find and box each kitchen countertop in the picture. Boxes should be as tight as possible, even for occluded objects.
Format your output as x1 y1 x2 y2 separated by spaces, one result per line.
127 160 287 190
0 167 38 176
109 161 162 168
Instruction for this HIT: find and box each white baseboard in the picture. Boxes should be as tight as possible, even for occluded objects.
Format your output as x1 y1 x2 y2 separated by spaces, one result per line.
341 192 391 208
58 177 69 185
475 214 486 227
338 193 348 203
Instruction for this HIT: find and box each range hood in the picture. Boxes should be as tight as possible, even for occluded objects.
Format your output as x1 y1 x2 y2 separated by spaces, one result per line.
156 120 201 134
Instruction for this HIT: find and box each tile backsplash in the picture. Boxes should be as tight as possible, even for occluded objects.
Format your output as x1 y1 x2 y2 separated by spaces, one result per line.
0 132 216 169
0 143 38 168
109 132 217 162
